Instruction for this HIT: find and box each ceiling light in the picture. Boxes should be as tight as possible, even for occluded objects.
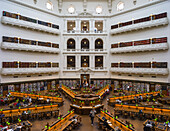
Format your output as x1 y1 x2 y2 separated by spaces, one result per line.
117 2 124 11
68 5 75 13
96 6 102 14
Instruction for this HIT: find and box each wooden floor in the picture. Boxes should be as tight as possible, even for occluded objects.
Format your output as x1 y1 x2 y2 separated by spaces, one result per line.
30 93 145 131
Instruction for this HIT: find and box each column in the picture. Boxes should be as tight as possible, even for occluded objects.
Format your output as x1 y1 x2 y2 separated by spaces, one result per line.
64 55 67 69
103 19 107 33
103 55 106 68
76 19 80 33
64 19 67 33
90 19 94 33
90 37 93 51
76 55 80 69
77 37 80 50
90 55 94 69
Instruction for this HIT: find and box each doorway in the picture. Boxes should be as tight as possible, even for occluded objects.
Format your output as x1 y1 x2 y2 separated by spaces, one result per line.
81 74 90 86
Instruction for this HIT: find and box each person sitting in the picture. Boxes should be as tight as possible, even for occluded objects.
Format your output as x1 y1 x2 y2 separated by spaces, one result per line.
47 98 50 104
16 102 21 108
27 109 31 114
103 119 111 130
146 121 152 127
72 116 78 124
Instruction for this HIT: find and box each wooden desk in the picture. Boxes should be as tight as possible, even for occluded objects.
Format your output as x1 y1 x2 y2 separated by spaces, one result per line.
143 120 169 131
96 111 136 131
8 120 32 130
61 85 76 99
96 85 109 97
108 91 160 105
114 104 170 116
10 92 63 103
70 104 104 114
158 96 170 104
0 104 59 117
43 110 77 131
140 102 163 107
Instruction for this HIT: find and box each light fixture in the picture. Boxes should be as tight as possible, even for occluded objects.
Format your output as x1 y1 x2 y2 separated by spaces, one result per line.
84 25 87 26
70 59 72 61
84 59 86 61
84 42 86 44
117 2 124 11
46 1 53 10
98 42 100 44
98 59 100 61
96 6 102 14
70 41 72 44
70 25 72 27
98 24 100 27
68 5 75 14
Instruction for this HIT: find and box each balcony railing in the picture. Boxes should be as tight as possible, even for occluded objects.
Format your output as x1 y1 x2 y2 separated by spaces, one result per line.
1 36 60 53
110 62 169 75
110 37 168 53
63 67 107 72
110 12 168 35
1 62 59 75
64 30 105 34
1 11 60 35
63 49 107 54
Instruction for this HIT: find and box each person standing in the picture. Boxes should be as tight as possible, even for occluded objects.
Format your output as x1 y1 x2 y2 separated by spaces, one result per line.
89 108 96 126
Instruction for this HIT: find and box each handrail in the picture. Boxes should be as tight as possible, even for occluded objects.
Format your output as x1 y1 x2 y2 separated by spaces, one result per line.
2 36 59 49
111 12 167 30
111 37 167 48
2 11 59 30
10 92 63 103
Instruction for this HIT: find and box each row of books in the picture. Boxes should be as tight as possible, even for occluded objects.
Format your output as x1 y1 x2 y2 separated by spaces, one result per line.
111 62 167 68
111 12 167 29
111 37 167 48
2 36 59 48
3 11 59 29
2 62 59 68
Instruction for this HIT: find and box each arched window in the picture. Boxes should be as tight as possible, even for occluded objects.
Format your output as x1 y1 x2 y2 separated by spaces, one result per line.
95 38 103 49
81 38 89 49
67 38 76 49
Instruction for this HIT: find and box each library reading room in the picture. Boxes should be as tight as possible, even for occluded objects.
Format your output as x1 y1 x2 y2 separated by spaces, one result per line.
0 0 170 131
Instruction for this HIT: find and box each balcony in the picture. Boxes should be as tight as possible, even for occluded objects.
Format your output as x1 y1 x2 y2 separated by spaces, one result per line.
1 68 59 75
110 62 169 75
110 37 168 54
63 49 107 54
63 67 107 72
1 11 60 35
63 30 107 35
1 62 59 75
110 68 169 75
110 12 168 35
1 36 60 54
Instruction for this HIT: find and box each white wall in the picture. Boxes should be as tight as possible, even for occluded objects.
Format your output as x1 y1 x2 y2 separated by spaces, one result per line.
0 0 169 84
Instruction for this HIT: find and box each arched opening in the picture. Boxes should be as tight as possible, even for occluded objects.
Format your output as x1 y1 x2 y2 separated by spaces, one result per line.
67 38 76 49
95 38 103 49
81 38 89 49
